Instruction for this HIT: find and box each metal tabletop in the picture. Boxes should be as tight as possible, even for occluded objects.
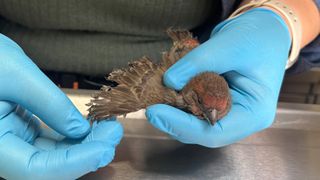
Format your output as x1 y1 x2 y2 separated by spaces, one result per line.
64 89 320 180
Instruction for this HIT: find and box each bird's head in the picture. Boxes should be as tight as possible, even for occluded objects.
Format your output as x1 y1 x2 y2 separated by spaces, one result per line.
182 72 231 125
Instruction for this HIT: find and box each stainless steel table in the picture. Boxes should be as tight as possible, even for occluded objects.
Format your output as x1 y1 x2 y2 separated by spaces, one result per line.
65 89 320 180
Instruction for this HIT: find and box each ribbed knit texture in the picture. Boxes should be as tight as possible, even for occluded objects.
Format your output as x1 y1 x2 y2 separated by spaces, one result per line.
0 0 216 76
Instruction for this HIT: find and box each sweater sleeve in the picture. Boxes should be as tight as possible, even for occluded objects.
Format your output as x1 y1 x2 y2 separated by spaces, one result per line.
286 0 320 73
220 0 320 74
0 16 5 31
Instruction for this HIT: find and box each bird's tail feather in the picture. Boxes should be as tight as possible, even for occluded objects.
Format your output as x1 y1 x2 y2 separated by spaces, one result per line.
87 57 158 120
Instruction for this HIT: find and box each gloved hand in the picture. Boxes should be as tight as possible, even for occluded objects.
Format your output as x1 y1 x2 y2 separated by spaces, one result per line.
146 8 291 147
0 34 123 179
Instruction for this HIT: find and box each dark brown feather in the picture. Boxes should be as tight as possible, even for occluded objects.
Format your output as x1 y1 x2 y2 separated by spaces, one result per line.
88 29 231 125
88 29 197 120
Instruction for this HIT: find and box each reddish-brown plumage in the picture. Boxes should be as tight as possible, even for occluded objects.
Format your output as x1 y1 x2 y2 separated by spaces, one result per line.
181 72 231 124
88 29 231 125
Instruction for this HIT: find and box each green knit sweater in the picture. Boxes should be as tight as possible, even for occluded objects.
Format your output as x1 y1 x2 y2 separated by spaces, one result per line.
0 0 220 76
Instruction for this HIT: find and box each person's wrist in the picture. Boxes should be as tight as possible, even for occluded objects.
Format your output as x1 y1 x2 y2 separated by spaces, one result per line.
229 1 301 69
240 0 320 48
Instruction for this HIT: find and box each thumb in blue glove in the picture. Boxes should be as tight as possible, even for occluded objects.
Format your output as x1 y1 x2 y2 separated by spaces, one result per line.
0 34 123 179
146 8 291 147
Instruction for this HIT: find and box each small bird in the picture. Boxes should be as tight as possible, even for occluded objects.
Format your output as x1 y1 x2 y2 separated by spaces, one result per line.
87 29 231 125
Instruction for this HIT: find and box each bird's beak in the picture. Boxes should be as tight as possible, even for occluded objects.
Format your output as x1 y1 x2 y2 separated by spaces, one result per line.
204 109 218 126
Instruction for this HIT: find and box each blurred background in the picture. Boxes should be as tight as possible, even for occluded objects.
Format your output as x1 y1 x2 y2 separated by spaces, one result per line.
279 68 320 104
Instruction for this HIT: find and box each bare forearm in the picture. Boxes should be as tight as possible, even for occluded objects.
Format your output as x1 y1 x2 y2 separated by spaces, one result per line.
241 0 320 48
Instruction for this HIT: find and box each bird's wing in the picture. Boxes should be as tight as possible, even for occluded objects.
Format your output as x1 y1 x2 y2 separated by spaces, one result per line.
88 29 198 121
87 56 158 120
161 29 199 69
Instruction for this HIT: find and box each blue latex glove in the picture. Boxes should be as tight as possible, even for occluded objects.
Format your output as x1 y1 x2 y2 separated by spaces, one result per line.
0 34 123 179
146 8 291 147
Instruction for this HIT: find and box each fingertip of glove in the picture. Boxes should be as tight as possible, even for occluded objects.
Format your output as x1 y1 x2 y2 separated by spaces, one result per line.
97 147 115 168
64 109 90 138
146 104 167 121
81 142 115 170
96 120 124 145
163 70 183 90
163 55 203 90
146 104 177 136
83 119 124 146
146 103 175 116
